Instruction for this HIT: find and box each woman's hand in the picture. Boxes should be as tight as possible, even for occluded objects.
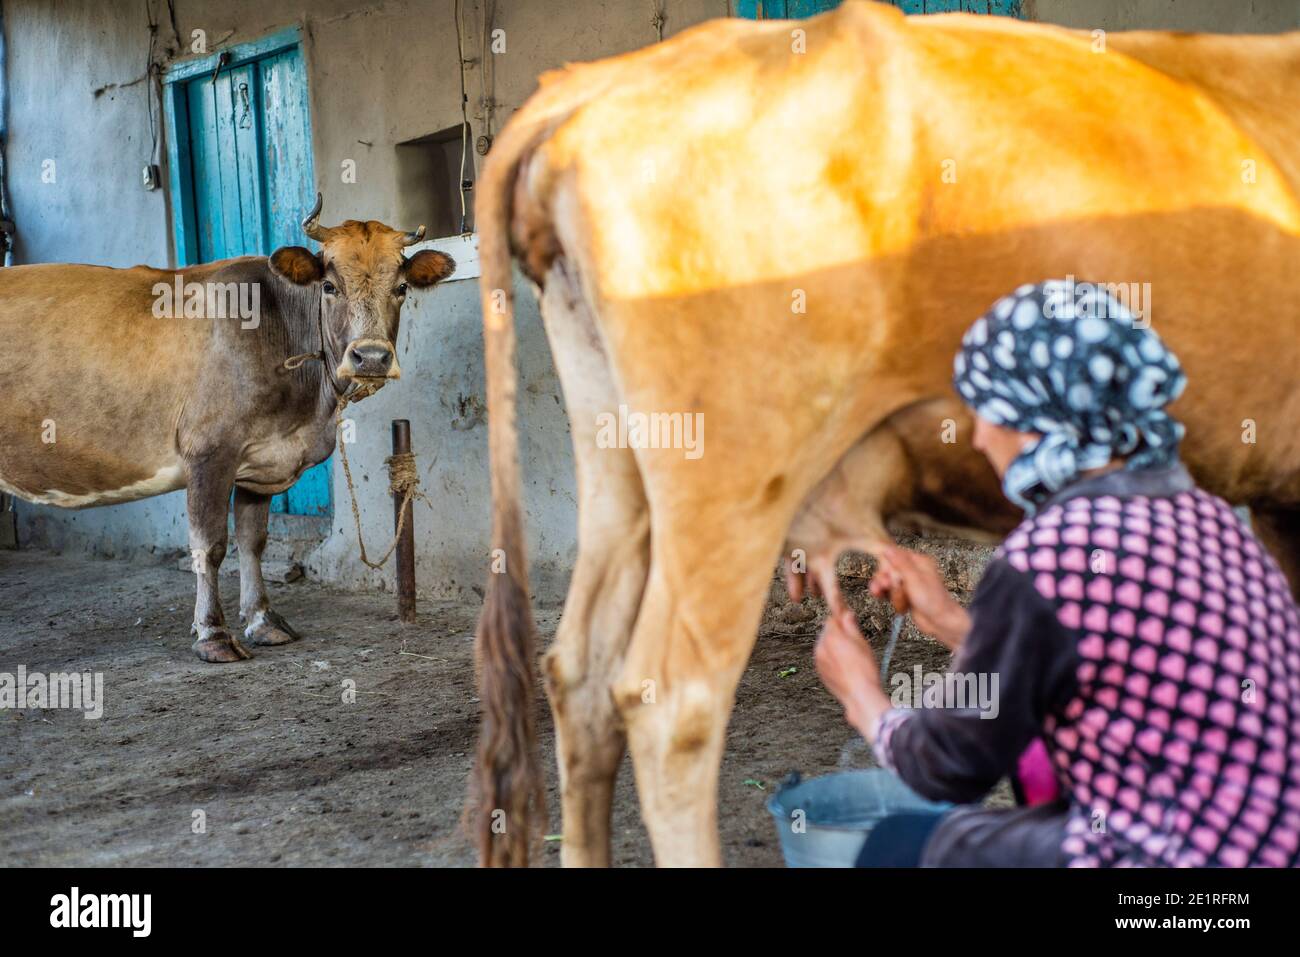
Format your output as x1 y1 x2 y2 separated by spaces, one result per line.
869 544 970 650
814 609 892 739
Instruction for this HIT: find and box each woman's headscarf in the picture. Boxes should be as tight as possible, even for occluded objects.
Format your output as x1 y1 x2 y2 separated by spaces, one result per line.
953 279 1188 514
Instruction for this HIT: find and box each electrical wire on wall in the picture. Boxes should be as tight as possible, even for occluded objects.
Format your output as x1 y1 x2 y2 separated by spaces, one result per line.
450 0 500 236
145 1 161 180
0 0 14 266
454 0 471 235
480 0 496 146
142 0 179 191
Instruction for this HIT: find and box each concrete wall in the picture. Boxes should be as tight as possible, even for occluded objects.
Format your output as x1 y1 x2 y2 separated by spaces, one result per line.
1030 0 1300 33
5 0 1298 600
308 254 582 600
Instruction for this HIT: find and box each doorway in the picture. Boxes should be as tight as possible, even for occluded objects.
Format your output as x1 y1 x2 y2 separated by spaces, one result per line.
163 28 330 517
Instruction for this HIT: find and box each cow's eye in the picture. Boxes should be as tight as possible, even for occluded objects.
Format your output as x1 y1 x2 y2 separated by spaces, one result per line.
395 283 409 297
321 280 337 295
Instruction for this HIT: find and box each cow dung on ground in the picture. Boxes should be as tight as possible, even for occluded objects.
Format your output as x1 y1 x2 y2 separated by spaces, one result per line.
0 539 1007 866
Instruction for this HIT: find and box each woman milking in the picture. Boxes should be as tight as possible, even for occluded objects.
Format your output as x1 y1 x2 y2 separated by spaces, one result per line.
813 280 1300 867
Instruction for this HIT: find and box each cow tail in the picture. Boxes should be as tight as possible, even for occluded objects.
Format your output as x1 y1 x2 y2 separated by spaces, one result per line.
472 132 545 868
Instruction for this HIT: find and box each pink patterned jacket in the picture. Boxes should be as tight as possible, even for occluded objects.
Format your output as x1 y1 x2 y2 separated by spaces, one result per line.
874 465 1300 867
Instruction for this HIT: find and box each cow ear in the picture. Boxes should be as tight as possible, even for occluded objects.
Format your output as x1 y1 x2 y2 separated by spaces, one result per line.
404 249 456 288
270 246 324 285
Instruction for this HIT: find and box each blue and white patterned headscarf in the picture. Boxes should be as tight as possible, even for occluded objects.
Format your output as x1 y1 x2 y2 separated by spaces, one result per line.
953 279 1188 514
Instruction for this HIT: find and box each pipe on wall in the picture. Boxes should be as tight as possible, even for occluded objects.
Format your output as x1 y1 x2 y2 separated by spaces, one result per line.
0 0 13 266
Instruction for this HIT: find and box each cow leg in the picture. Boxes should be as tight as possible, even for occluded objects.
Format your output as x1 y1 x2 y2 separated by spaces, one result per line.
1251 504 1300 601
614 522 785 867
234 487 301 646
543 474 648 867
187 461 250 663
538 260 649 867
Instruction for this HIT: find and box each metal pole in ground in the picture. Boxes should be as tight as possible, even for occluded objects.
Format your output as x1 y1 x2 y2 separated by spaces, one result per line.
392 419 417 623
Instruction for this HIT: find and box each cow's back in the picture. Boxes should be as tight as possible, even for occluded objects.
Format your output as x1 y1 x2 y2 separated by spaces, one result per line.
1102 29 1300 197
512 0 1300 509
0 262 207 505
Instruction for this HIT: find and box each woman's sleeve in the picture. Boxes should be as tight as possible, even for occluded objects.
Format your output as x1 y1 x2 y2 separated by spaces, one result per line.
871 558 1081 804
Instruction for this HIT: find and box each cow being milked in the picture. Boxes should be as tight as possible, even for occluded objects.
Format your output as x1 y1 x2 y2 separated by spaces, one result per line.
0 196 454 662
471 1 1300 866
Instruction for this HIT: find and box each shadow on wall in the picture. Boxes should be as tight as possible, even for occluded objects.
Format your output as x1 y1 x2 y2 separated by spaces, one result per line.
16 491 190 561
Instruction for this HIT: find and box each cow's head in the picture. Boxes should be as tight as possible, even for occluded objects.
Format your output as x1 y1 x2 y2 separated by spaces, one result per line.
269 193 455 389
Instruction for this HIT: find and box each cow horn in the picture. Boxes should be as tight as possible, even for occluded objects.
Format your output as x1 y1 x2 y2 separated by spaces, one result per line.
302 192 335 243
402 225 427 247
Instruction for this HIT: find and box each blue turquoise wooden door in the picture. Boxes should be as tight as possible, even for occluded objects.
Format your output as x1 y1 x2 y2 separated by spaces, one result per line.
735 1 1024 18
180 42 331 517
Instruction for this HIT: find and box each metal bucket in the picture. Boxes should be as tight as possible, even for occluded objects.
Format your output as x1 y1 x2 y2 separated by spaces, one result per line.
767 769 951 868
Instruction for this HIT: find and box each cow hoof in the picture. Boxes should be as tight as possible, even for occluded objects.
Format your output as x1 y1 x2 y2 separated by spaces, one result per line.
243 610 301 646
192 630 253 663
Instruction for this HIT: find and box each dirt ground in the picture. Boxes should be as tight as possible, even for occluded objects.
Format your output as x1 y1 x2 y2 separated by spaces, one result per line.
0 539 997 867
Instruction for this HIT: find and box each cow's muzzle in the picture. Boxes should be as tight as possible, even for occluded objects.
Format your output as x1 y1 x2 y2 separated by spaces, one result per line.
338 338 400 380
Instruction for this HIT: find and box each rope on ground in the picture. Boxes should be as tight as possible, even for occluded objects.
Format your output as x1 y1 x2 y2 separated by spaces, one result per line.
334 385 432 571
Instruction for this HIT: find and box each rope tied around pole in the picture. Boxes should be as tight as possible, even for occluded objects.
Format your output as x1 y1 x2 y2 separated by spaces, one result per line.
333 386 431 571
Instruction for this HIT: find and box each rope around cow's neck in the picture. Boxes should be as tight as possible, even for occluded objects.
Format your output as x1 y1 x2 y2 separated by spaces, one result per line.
282 292 347 395
282 349 325 372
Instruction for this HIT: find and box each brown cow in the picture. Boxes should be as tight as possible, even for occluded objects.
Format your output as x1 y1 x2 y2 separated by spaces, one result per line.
471 1 1300 865
0 196 454 662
